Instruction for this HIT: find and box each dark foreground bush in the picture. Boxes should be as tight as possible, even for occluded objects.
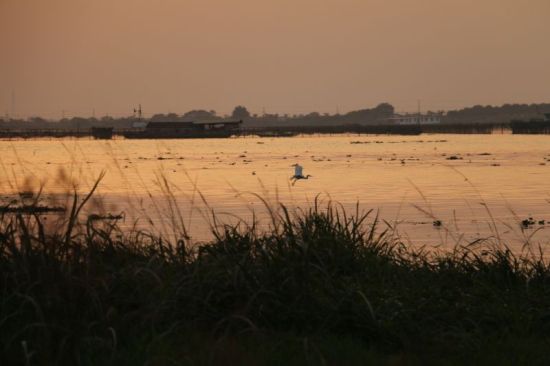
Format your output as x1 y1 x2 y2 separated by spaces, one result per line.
2 194 550 365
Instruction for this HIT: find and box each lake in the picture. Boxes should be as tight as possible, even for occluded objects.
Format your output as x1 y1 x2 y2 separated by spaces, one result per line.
2 134 550 250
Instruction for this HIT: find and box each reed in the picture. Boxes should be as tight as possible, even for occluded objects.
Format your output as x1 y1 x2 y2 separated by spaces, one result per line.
2 182 550 365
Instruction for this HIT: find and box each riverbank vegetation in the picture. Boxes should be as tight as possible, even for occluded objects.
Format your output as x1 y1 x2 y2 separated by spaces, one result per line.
2 102 549 129
2 186 550 365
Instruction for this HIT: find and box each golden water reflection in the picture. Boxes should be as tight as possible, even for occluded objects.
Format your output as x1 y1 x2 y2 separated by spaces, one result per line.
1 134 550 250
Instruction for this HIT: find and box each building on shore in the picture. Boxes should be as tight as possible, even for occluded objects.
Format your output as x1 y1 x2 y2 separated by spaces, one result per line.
91 127 114 139
131 121 148 128
387 113 443 125
122 120 242 139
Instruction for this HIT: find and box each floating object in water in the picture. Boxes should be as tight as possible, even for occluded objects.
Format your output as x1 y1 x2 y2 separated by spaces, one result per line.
18 191 34 199
88 213 124 221
521 217 536 228
0 205 65 214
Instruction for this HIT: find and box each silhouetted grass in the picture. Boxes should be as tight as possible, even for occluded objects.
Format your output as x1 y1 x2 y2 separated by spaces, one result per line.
2 185 550 365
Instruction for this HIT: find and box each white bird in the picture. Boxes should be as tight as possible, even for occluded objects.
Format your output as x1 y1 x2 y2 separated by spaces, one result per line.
290 163 312 185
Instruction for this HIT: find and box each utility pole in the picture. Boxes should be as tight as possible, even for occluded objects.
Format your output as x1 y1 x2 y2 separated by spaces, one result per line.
11 89 15 120
133 104 142 120
417 99 421 125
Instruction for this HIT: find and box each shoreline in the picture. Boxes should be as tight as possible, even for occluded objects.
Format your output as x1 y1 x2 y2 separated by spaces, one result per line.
2 192 550 365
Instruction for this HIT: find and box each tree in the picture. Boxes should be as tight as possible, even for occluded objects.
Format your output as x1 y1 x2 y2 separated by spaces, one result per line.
232 105 250 120
151 113 181 122
182 110 218 121
29 117 48 124
343 103 395 124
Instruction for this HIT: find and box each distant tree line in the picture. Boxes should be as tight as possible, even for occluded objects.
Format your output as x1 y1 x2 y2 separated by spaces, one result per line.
0 116 137 130
240 103 395 127
0 103 549 130
444 103 550 124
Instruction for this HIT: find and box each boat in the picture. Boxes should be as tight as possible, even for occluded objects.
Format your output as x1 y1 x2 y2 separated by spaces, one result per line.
121 120 242 139
91 127 114 139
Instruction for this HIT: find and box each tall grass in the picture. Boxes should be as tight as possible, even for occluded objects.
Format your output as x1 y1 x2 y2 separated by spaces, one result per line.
2 181 550 365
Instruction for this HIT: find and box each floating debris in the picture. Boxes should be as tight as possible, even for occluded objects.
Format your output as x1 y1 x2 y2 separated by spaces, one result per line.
18 191 34 199
88 213 124 221
0 205 66 214
522 217 536 228
350 139 447 145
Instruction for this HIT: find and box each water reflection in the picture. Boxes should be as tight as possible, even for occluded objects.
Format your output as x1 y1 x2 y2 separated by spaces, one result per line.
1 134 550 250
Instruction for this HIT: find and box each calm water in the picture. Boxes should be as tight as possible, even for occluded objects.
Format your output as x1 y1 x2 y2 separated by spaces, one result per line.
2 134 550 249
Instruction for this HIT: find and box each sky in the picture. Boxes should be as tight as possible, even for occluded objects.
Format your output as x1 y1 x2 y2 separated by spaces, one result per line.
0 0 549 119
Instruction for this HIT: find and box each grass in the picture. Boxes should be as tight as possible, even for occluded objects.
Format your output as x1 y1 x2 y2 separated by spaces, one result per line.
2 180 550 365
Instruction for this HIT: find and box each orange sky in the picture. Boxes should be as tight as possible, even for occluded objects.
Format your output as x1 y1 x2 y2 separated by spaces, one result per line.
0 0 549 118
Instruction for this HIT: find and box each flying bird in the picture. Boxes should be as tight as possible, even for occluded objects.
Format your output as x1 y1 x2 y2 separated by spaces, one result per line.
290 163 312 185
